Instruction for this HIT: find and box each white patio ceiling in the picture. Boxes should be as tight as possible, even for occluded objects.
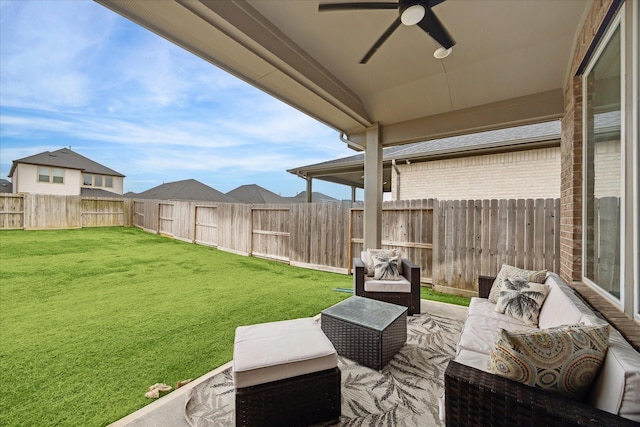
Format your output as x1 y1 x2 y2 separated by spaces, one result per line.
95 0 591 150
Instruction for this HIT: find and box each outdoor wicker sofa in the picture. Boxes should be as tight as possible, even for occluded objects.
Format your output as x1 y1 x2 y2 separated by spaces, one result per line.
443 273 640 426
353 252 421 315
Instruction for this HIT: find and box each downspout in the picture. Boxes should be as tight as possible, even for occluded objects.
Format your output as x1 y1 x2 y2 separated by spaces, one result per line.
391 159 401 201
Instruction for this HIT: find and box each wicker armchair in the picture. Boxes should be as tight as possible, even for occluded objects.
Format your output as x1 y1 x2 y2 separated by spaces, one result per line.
443 275 636 427
353 257 421 315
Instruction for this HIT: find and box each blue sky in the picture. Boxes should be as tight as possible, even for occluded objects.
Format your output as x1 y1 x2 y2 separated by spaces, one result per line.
0 0 360 199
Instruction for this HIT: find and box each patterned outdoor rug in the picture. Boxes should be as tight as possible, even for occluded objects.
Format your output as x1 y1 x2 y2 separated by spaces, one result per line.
184 306 465 427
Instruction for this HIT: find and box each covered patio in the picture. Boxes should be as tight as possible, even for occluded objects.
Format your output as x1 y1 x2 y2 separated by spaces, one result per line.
95 0 639 425
96 0 638 339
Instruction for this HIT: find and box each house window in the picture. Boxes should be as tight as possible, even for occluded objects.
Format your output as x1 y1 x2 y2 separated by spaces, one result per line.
52 168 64 184
94 175 103 187
583 17 621 301
38 167 49 183
83 174 92 186
38 167 64 184
105 176 113 188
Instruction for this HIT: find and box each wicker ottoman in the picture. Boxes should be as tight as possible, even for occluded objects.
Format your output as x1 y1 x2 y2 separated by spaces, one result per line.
233 317 341 427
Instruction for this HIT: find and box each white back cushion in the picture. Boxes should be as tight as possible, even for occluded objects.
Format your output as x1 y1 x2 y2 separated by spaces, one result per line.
537 274 584 329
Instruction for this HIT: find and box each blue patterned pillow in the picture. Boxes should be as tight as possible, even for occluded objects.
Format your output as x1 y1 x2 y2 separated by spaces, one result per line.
487 324 609 400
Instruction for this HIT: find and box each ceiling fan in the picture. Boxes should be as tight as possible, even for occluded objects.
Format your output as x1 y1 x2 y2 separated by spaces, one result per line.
318 0 455 64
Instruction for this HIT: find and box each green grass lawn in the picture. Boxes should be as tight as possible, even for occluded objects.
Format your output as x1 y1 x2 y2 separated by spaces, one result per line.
0 227 468 426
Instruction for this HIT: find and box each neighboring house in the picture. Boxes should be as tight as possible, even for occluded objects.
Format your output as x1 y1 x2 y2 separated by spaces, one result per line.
288 121 561 201
226 184 289 204
128 179 237 202
9 148 125 196
286 191 339 203
0 179 12 193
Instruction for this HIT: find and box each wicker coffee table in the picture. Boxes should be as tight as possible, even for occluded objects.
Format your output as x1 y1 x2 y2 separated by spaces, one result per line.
321 296 407 371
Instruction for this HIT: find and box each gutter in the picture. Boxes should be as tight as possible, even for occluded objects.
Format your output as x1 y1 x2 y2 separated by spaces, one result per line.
340 132 365 151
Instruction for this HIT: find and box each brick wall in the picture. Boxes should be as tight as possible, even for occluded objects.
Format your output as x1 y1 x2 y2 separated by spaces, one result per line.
560 0 616 284
392 147 560 201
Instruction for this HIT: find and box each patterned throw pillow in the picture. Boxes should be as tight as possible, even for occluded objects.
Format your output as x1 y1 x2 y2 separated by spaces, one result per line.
365 248 402 277
372 255 400 280
495 278 550 326
487 324 610 400
488 264 547 303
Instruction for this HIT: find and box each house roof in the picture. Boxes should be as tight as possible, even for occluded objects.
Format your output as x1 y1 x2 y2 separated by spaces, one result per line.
226 184 289 204
0 179 12 193
286 191 339 203
96 1 589 148
9 148 124 177
288 120 561 190
80 188 122 198
128 179 238 202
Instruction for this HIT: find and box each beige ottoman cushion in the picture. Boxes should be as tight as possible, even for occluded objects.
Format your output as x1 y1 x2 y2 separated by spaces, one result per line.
233 317 338 389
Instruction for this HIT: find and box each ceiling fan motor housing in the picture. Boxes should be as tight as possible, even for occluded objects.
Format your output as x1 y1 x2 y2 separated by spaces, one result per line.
399 0 427 26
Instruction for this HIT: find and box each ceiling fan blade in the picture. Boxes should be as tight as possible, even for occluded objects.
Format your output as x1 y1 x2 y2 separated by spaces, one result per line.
426 0 447 7
319 2 398 12
360 17 402 64
417 8 455 49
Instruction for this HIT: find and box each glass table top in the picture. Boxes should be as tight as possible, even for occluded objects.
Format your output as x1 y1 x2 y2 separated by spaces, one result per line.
321 296 407 331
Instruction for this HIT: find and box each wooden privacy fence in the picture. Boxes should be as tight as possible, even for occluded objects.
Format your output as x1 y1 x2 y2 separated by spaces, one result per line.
433 198 561 295
131 199 351 273
0 194 133 229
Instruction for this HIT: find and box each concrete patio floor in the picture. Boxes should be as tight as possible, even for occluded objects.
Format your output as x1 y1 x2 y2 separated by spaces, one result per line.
108 299 469 427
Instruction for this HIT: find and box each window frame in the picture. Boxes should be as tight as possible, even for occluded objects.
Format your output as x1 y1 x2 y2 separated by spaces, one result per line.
581 10 625 308
37 166 64 184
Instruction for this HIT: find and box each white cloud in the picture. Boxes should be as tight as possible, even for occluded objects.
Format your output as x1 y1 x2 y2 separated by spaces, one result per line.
0 0 357 198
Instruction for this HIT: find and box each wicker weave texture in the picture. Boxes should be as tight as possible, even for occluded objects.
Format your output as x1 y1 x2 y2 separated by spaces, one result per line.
321 309 407 371
444 361 637 427
235 367 341 427
478 275 494 298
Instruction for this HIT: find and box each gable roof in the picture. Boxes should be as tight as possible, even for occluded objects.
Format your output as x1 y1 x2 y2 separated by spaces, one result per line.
80 188 122 198
286 191 339 203
287 120 561 191
129 179 237 202
0 179 12 193
9 148 124 177
226 184 288 204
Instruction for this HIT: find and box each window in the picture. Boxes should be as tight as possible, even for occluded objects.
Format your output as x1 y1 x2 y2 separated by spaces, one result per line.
38 167 50 183
37 167 64 184
52 168 64 184
584 18 621 301
83 174 112 188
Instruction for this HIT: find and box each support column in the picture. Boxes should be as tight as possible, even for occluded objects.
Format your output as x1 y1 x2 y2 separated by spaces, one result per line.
306 177 312 203
363 124 382 249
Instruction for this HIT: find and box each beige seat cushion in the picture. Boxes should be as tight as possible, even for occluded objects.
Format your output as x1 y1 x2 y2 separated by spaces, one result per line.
233 317 337 389
457 298 536 355
364 276 411 293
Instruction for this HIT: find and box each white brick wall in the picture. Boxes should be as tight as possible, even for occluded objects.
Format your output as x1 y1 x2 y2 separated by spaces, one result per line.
392 147 560 200
594 139 621 198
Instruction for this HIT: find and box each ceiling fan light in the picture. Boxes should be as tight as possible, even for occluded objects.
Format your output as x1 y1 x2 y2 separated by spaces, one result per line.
400 5 425 26
433 46 452 59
